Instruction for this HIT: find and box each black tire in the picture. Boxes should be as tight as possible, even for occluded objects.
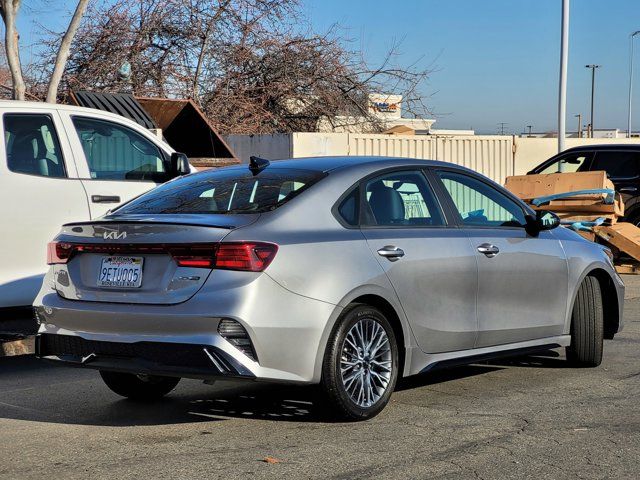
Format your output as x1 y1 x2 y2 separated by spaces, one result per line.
320 304 399 421
566 276 604 367
624 207 640 227
99 371 180 401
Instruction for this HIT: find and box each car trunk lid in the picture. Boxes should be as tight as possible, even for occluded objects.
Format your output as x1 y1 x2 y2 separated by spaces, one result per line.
51 214 258 305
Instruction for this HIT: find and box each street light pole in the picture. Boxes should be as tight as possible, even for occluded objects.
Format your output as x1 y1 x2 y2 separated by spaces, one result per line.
585 64 601 138
627 31 640 138
558 0 569 152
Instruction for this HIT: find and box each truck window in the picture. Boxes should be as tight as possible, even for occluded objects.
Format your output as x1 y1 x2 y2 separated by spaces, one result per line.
537 152 593 174
4 113 67 178
71 116 168 182
590 151 640 178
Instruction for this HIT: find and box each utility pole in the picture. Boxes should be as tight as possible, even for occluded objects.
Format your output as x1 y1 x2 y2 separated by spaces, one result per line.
498 122 508 135
526 125 533 137
585 64 601 138
575 114 582 138
628 31 640 138
558 0 569 152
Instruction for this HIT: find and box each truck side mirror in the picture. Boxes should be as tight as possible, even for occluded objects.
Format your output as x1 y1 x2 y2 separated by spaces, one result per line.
169 152 190 178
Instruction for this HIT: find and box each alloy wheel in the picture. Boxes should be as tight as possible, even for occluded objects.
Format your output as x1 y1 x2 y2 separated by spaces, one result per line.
340 318 392 408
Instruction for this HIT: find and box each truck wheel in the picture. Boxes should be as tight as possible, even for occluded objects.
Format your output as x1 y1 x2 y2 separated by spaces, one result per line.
320 304 399 421
100 371 180 401
566 276 604 367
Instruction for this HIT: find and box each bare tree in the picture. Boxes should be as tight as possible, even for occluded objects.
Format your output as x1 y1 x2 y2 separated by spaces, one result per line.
37 0 431 132
0 0 25 100
0 0 90 102
46 0 89 102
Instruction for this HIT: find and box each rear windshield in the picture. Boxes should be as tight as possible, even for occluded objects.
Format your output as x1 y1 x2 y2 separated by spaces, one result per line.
114 167 325 215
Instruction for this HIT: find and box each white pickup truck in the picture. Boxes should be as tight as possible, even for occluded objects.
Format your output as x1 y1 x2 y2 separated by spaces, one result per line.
0 100 191 309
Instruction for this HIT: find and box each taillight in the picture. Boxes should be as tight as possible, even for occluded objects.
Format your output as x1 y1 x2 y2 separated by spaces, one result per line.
45 241 278 272
214 242 278 272
170 245 216 268
47 242 73 265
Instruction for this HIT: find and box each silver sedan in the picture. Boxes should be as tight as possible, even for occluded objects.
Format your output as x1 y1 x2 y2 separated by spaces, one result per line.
35 156 624 420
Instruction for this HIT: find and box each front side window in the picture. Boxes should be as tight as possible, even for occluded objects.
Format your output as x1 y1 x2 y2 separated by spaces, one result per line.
363 170 445 227
114 167 324 215
537 152 593 174
437 171 526 228
4 113 66 178
590 151 640 178
72 116 167 182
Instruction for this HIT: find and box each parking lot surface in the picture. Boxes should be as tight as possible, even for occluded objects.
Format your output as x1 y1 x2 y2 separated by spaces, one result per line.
1 278 639 480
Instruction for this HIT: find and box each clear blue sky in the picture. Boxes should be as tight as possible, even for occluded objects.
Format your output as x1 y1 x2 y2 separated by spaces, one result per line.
14 0 640 134
306 0 640 134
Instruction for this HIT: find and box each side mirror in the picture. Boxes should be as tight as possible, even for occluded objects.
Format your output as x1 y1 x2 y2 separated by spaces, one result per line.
525 210 560 236
169 152 190 178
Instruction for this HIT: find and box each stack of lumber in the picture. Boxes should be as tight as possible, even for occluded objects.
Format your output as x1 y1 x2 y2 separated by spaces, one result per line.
505 171 640 274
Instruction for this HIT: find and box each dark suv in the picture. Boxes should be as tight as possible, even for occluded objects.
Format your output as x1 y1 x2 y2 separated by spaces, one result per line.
529 144 640 225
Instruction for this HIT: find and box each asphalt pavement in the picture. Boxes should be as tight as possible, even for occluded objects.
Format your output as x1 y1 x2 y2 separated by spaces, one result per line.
0 278 639 480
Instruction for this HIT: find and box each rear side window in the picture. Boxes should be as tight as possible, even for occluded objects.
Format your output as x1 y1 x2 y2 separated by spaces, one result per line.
4 113 67 178
72 116 167 182
115 167 324 214
337 189 359 226
590 151 640 178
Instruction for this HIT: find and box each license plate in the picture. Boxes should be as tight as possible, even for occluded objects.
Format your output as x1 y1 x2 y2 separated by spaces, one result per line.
97 256 144 288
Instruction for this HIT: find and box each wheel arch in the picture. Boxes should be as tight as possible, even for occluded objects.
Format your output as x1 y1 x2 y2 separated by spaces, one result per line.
571 267 621 340
313 286 416 382
348 294 407 378
586 268 621 339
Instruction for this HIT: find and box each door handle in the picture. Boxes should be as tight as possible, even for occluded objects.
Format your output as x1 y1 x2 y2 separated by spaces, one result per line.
377 245 405 260
477 243 500 258
91 195 121 204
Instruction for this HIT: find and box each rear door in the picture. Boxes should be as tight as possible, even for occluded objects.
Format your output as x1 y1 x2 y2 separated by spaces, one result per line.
0 108 90 307
58 111 173 218
359 168 478 354
433 168 568 348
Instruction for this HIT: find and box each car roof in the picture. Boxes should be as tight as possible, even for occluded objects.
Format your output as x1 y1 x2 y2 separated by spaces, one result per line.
561 144 640 153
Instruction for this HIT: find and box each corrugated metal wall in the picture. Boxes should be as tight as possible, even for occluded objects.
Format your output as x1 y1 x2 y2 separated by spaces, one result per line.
349 134 514 184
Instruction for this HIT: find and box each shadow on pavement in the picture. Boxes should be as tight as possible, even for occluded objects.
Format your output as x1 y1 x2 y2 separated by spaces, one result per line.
0 350 564 427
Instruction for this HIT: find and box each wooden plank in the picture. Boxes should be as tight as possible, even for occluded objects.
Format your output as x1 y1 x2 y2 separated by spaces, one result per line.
594 223 640 262
0 335 35 357
555 213 617 224
531 201 623 215
615 264 640 275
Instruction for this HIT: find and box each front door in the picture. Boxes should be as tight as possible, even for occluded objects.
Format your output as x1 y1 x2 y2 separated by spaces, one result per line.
0 110 90 307
434 169 568 348
359 169 478 354
59 112 171 218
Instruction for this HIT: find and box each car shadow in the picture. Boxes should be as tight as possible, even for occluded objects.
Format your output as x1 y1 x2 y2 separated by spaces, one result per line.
0 350 566 427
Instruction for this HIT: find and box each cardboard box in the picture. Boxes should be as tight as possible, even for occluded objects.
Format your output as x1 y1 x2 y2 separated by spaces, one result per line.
593 223 640 262
505 171 613 202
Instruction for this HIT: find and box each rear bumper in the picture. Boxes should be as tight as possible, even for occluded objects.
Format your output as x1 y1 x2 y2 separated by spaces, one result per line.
36 333 255 380
34 268 340 383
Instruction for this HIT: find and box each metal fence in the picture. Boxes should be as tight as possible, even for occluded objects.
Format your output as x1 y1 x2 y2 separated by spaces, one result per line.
349 134 514 185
